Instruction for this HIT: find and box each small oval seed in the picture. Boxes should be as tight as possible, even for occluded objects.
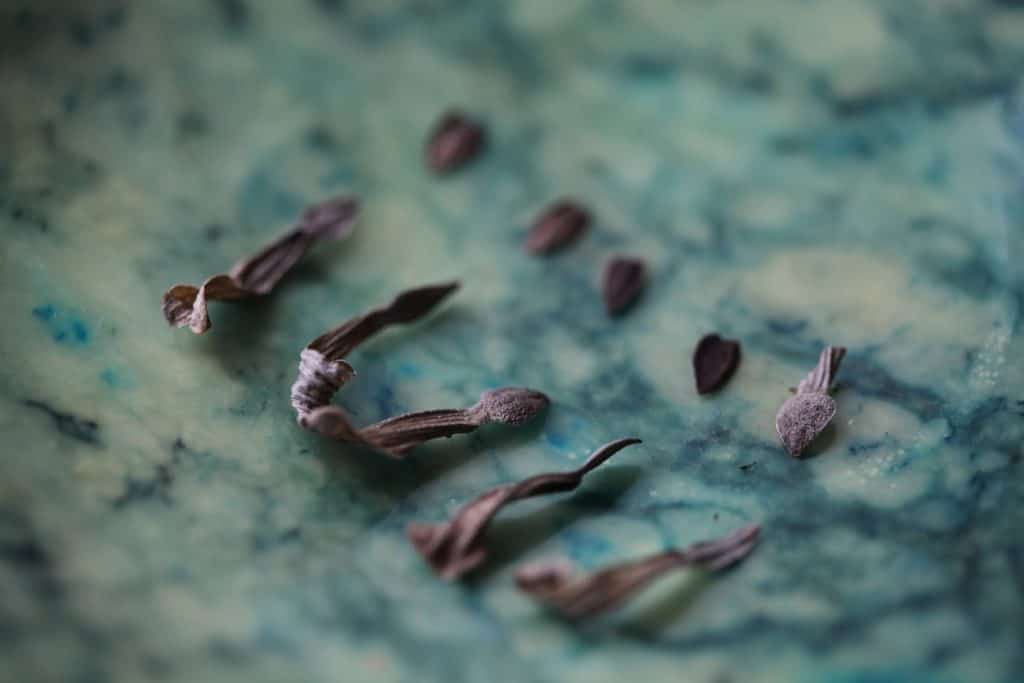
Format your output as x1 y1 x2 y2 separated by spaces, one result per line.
425 111 485 174
693 333 742 394
525 199 590 255
602 257 646 316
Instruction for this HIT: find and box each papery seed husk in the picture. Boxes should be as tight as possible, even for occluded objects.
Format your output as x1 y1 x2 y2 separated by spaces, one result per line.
516 523 760 619
301 387 549 457
407 438 641 579
796 346 846 395
290 282 459 422
162 195 359 334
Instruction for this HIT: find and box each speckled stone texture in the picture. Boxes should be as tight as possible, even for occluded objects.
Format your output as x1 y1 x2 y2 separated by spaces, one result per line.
1 2 1023 682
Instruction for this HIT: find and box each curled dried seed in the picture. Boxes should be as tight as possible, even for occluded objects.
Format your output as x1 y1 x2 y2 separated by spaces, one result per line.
290 282 549 455
525 199 590 255
407 438 641 580
516 523 760 620
290 282 459 422
425 111 486 174
775 345 846 457
162 196 359 334
796 346 846 395
602 257 646 316
304 387 549 457
693 333 742 394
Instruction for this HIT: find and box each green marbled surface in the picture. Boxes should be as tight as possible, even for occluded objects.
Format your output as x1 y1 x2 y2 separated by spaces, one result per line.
1 1 1023 682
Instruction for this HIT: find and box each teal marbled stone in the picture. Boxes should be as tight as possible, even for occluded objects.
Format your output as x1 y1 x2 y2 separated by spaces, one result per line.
1 1 1022 682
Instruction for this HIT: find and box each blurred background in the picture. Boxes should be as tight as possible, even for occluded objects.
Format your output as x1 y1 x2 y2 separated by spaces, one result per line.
1 2 1022 682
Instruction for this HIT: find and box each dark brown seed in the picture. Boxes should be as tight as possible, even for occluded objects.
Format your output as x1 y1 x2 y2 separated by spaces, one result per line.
304 387 549 457
516 523 760 619
693 333 742 394
425 111 485 174
776 392 836 457
525 199 590 255
407 438 641 579
602 256 646 316
775 345 846 457
162 195 359 334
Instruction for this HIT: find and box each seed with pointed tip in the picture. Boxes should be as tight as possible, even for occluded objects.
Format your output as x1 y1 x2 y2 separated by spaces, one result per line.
525 199 590 255
775 392 837 456
775 344 846 456
407 438 641 579
161 194 360 334
425 111 485 174
299 196 360 238
516 523 760 619
602 257 646 316
693 333 742 394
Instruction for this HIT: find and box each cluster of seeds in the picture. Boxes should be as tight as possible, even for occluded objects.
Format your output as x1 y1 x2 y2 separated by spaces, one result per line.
158 109 851 620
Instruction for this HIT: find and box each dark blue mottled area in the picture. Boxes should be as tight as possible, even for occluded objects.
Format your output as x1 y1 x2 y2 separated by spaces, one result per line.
0 1 1021 682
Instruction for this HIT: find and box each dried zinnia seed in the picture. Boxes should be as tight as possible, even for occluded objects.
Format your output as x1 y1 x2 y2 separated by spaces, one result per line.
525 199 590 255
290 282 549 456
304 387 549 457
693 333 741 394
775 393 836 457
290 281 459 422
425 111 486 174
775 345 846 456
407 438 641 580
162 195 359 334
602 257 646 316
516 523 760 620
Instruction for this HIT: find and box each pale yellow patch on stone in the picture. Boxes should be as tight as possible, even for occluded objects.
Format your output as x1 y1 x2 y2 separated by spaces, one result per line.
813 399 936 507
510 0 588 34
705 445 740 465
738 247 998 349
779 0 888 65
155 585 257 639
985 10 1024 53
734 192 796 231
350 195 452 283
968 326 1010 392
542 328 598 387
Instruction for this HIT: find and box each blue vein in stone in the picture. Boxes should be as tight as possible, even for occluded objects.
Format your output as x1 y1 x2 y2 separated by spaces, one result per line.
21 399 101 446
